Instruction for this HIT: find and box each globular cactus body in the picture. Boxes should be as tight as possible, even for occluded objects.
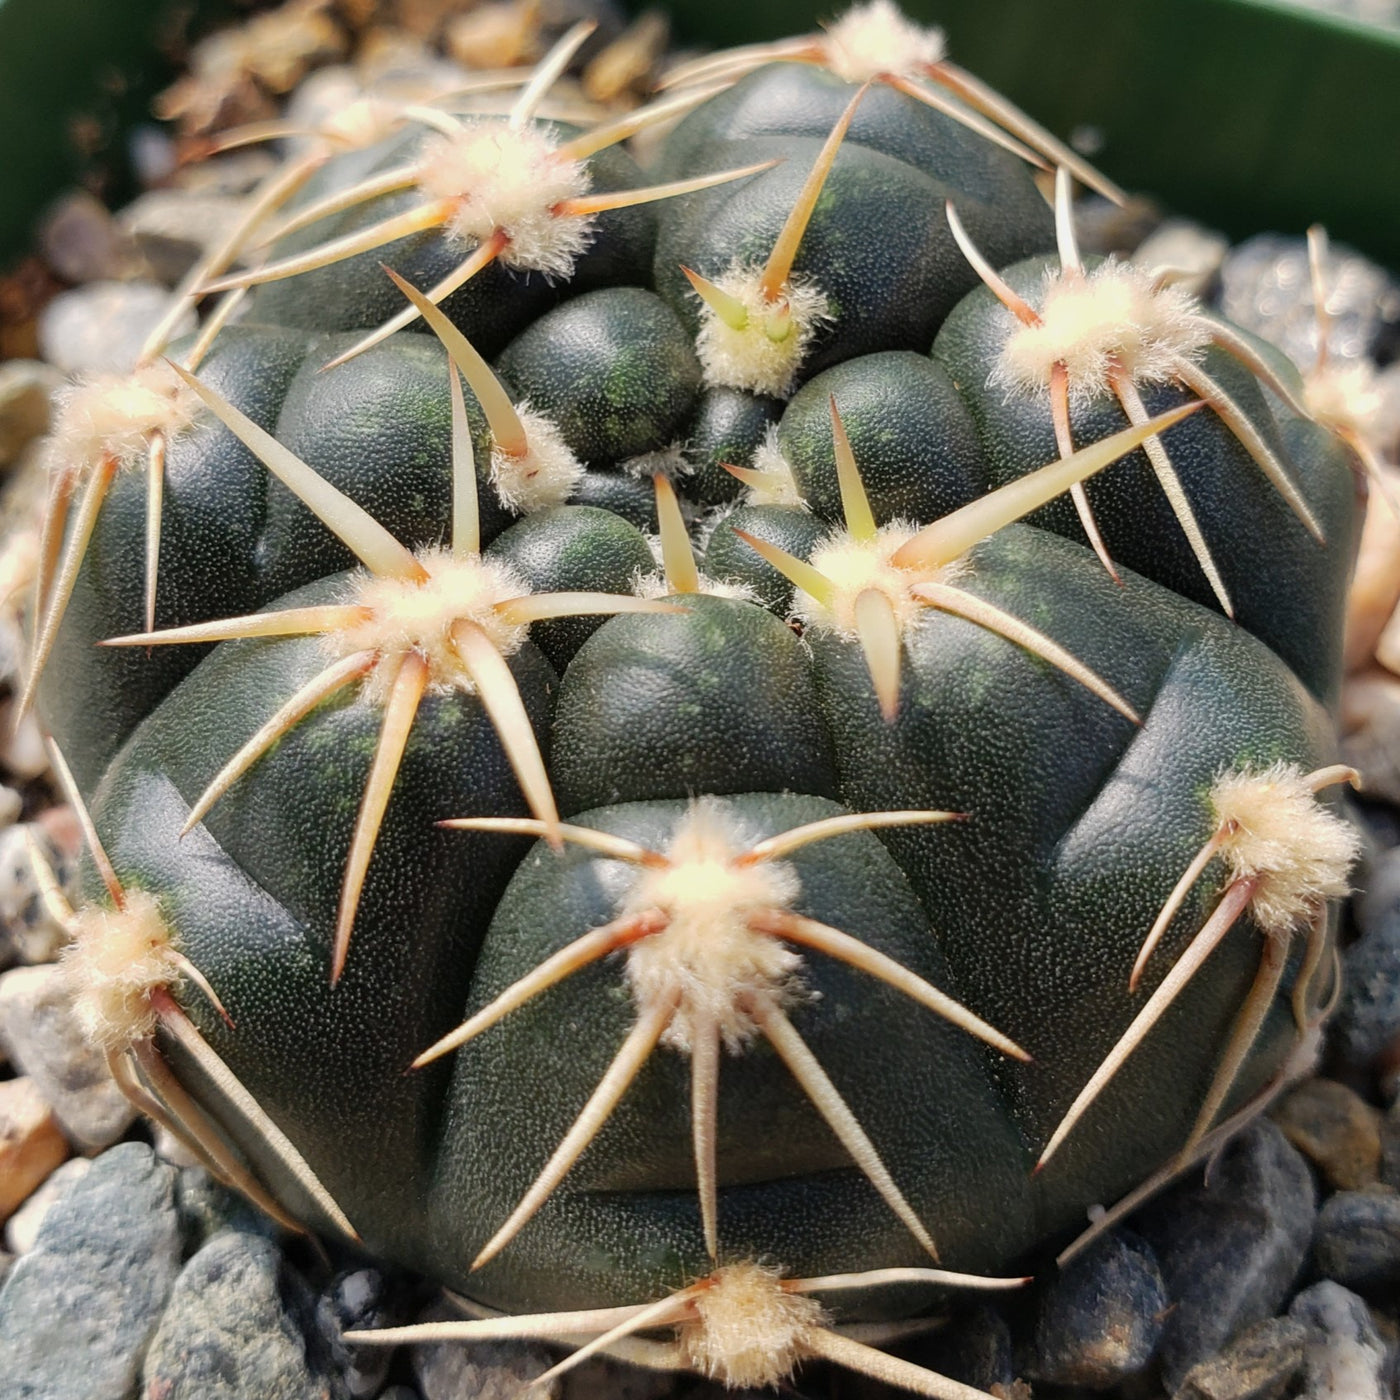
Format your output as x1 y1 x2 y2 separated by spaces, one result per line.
27 6 1369 1393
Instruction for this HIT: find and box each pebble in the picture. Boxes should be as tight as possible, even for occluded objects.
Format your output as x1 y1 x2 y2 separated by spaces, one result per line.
1334 842 1400 1065
1288 1281 1389 1400
1272 1079 1383 1190
0 1142 181 1399
0 359 60 471
1174 1316 1310 1400
0 1076 68 1221
1381 1104 1400 1188
0 819 72 968
1218 233 1400 370
1135 1121 1316 1391
563 1354 680 1400
174 1164 275 1251
1025 1229 1168 1388
0 785 22 828
317 1266 406 1398
37 191 145 285
1313 1188 1400 1292
142 1230 338 1400
117 188 255 286
0 963 138 1150
3 1155 90 1254
1344 480 1400 673
411 1299 560 1400
37 280 196 376
3 703 52 784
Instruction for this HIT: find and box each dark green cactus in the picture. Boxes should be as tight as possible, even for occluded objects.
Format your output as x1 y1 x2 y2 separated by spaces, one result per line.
26 5 1368 1394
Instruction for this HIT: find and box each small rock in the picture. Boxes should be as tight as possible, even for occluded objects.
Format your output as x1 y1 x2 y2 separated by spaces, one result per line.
0 1076 68 1221
142 1231 338 1400
155 1121 203 1168
1025 1229 1168 1389
118 189 255 285
1345 478 1400 673
175 1165 275 1250
0 1249 13 1288
1289 1281 1388 1400
172 147 280 197
0 821 72 967
0 1142 181 1398
3 1156 90 1254
412 1299 560 1400
2 704 51 785
37 191 145 285
1174 1316 1310 1400
1135 1120 1316 1390
37 280 196 376
1314 1188 1400 1292
0 785 23 828
318 1266 408 1398
0 963 137 1149
1380 1105 1400 1188
0 360 61 471
1219 233 1400 370
378 1389 422 1400
1133 219 1230 298
1334 841 1400 1065
1273 1079 1383 1190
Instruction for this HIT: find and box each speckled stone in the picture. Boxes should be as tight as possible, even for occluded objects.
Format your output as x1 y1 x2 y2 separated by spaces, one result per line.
0 1142 180 1400
1289 1281 1388 1400
1335 844 1400 1067
1313 1188 1400 1292
1025 1230 1168 1389
1174 1316 1310 1400
1136 1121 1316 1391
142 1230 339 1400
411 1299 560 1400
1273 1079 1383 1190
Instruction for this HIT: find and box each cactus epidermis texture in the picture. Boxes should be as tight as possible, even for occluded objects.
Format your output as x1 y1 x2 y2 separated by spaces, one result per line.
29 6 1368 1394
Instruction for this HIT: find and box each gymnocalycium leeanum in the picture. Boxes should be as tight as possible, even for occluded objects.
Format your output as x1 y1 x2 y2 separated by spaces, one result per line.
28 5 1366 1394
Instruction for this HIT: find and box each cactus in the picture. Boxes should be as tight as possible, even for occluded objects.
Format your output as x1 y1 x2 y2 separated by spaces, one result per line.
26 5 1369 1394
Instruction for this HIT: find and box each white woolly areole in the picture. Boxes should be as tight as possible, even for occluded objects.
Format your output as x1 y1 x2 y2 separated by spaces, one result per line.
620 444 693 481
744 425 805 506
48 362 199 475
490 407 584 513
331 549 529 701
1306 361 1383 437
800 524 962 637
679 1263 826 1388
416 120 592 277
1210 762 1360 936
821 0 946 82
694 264 832 399
993 262 1211 404
62 890 180 1053
619 801 806 1053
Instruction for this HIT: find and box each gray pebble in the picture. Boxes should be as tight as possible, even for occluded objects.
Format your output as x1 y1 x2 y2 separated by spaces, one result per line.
0 361 61 472
1272 1079 1383 1191
37 281 196 376
0 1142 181 1400
561 1354 679 1400
1133 219 1230 298
1336 845 1400 1067
117 189 255 286
175 1164 275 1252
0 822 69 968
1026 1229 1168 1389
1174 1316 1310 1400
3 1156 90 1255
0 963 137 1150
412 1299 559 1400
317 1267 406 1399
1380 1104 1400 1189
1136 1121 1317 1391
1218 233 1400 370
37 191 144 285
142 1230 339 1400
1314 1188 1400 1291
1288 1281 1388 1400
